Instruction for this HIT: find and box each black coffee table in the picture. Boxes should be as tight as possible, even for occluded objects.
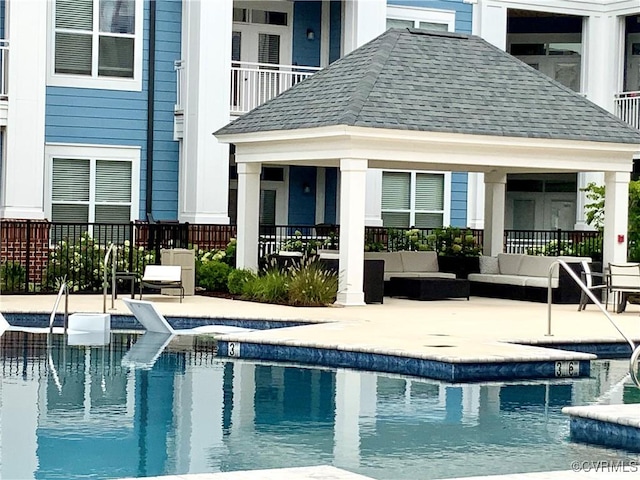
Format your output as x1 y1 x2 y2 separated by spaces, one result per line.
389 277 470 301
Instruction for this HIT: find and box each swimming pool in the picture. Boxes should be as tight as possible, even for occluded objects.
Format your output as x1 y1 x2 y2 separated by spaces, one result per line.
0 331 638 480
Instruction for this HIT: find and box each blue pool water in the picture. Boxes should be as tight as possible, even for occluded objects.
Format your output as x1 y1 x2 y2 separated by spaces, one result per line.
0 331 638 480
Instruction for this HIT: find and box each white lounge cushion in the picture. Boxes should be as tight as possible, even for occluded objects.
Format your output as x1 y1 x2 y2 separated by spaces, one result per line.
518 255 559 278
497 254 524 275
524 276 559 288
365 252 404 273
399 251 439 273
479 256 499 274
467 273 528 286
142 265 182 282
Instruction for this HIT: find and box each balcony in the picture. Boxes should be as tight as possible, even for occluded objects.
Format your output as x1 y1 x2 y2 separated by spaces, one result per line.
173 59 184 140
230 61 321 116
614 91 640 130
0 40 8 126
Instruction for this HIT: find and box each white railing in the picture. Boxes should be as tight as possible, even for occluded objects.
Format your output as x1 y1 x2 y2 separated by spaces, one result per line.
230 61 321 115
614 91 640 130
0 40 8 99
174 60 184 113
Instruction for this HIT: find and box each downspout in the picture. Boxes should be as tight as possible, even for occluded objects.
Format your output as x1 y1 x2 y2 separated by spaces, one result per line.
145 0 157 220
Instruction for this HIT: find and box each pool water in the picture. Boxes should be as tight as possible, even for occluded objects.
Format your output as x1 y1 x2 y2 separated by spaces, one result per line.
0 331 638 480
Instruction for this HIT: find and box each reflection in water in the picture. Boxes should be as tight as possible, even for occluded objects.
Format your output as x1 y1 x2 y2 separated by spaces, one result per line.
0 331 638 480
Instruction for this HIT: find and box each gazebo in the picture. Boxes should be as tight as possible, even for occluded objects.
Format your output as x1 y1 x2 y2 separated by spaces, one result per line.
215 28 640 306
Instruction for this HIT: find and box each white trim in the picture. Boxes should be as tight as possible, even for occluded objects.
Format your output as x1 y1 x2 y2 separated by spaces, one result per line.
320 0 331 67
386 5 456 32
46 0 144 91
44 144 141 221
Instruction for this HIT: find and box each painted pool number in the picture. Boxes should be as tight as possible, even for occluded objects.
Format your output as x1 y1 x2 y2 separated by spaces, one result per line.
555 361 579 377
228 342 241 358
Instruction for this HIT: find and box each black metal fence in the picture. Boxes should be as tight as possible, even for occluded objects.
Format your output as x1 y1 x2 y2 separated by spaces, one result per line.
0 220 602 294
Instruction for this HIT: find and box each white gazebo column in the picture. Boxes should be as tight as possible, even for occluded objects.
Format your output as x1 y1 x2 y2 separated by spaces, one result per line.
466 172 485 229
583 14 618 112
575 172 604 230
342 0 386 54
179 0 231 223
365 169 383 226
483 171 507 256
336 158 367 306
236 163 261 271
334 369 362 467
1 0 47 219
603 171 630 266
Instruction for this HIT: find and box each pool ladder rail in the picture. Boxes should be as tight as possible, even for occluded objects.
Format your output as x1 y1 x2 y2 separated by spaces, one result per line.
49 279 69 334
103 243 117 313
546 259 640 388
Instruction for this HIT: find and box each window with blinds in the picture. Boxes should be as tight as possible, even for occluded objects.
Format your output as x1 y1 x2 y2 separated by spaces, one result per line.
54 0 136 79
51 157 133 223
381 171 445 228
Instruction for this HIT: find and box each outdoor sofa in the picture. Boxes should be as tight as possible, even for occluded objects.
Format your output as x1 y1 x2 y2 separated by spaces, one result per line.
467 253 590 304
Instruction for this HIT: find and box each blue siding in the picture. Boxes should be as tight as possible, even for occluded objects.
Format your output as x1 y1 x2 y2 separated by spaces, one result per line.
0 0 5 38
288 166 317 225
293 1 322 67
329 0 341 63
45 0 181 221
324 167 338 224
151 0 181 220
450 172 467 227
388 0 472 34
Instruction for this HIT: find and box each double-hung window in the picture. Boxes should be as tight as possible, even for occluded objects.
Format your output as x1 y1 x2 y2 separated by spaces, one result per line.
47 145 140 225
382 171 449 228
51 0 143 90
386 5 455 32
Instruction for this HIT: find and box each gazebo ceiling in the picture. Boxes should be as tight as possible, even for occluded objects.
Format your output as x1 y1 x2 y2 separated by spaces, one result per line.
216 29 640 175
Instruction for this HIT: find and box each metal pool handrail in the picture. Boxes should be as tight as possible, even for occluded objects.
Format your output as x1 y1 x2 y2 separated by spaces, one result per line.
547 259 640 387
103 243 117 313
49 279 69 334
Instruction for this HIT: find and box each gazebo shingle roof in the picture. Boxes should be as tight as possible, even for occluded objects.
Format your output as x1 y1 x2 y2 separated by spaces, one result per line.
216 29 640 145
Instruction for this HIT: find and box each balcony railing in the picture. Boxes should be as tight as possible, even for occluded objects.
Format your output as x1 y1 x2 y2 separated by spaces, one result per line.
230 61 321 115
0 40 8 99
614 91 640 130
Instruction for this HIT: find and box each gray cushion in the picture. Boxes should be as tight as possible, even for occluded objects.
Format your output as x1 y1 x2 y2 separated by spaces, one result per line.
479 256 499 274
365 252 403 272
524 276 559 288
518 255 559 278
497 253 524 275
399 251 439 273
468 273 527 286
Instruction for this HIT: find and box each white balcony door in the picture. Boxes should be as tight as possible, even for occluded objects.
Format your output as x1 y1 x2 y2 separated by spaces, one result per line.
232 23 292 110
625 33 640 92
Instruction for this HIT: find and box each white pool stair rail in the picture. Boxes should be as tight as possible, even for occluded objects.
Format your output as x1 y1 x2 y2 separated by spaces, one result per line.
103 243 117 313
49 279 69 334
547 259 640 388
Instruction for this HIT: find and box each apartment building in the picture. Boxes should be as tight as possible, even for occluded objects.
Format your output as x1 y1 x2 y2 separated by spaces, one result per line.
0 0 637 234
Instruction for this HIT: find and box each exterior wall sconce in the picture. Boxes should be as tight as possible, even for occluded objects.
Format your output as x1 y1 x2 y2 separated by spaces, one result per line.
303 182 311 194
306 29 315 41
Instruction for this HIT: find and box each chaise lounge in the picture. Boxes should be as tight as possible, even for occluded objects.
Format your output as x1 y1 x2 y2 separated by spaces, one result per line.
139 265 184 302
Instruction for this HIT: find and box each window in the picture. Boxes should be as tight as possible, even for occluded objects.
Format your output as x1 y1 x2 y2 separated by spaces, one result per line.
381 171 448 228
49 0 143 90
46 145 140 224
386 5 454 33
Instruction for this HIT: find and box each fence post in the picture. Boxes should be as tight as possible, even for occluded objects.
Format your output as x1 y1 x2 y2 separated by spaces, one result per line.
556 228 562 256
129 222 134 272
25 220 31 292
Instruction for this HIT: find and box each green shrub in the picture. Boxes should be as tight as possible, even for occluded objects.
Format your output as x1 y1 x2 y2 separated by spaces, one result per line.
227 268 256 295
0 261 26 293
197 260 231 292
242 268 290 303
287 260 337 306
426 226 481 257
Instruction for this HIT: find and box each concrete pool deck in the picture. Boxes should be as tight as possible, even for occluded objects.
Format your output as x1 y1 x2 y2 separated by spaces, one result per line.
2 293 639 381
